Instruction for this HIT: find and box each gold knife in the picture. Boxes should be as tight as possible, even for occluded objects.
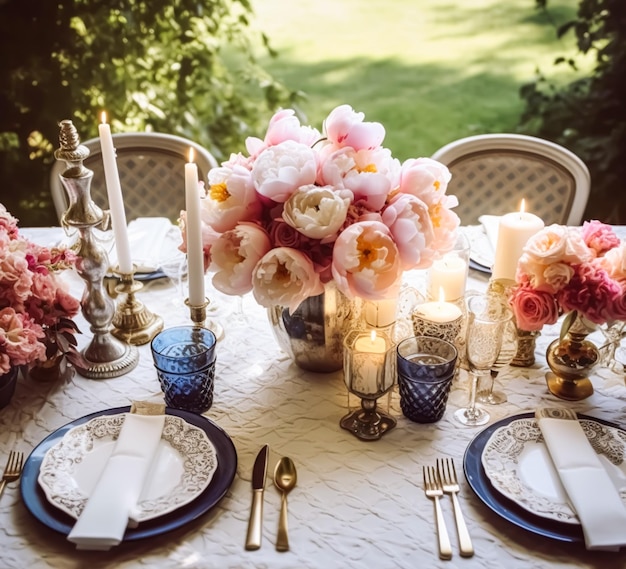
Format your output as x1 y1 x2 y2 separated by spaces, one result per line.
245 444 269 550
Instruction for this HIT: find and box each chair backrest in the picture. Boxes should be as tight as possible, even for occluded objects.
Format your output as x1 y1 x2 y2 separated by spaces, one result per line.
50 132 218 223
430 133 590 226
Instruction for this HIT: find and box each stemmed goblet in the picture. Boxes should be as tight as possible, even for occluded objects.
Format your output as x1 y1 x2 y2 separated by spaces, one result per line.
477 311 516 405
454 294 510 426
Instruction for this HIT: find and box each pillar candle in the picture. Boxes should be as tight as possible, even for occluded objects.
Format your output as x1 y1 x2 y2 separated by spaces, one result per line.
414 300 462 324
352 330 388 395
98 113 132 274
184 148 205 306
364 297 398 328
428 255 468 301
492 203 544 281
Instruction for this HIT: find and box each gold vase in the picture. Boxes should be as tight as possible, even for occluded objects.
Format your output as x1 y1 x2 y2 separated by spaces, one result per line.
545 313 599 400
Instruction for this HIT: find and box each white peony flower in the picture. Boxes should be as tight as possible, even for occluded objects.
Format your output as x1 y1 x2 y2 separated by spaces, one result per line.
282 185 353 240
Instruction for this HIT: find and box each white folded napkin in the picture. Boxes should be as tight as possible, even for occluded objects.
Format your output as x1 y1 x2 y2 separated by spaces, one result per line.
67 405 165 550
536 408 626 551
108 217 173 273
478 214 500 253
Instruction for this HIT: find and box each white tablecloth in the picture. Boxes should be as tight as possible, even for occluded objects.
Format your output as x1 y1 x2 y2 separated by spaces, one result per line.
1 228 626 569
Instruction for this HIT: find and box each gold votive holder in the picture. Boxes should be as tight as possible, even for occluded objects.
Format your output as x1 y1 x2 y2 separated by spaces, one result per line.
111 268 164 346
185 297 224 341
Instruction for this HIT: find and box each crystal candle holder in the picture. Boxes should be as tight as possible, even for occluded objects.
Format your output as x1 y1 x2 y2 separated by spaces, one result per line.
340 328 396 441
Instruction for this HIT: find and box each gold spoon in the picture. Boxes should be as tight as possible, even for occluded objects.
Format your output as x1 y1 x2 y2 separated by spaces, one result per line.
273 456 297 552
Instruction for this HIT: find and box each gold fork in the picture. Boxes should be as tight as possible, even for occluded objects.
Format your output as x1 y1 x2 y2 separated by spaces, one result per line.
0 450 24 500
423 465 452 560
437 458 474 557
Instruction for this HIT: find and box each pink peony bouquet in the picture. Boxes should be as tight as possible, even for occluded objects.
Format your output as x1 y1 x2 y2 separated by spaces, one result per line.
181 105 461 312
0 204 82 375
509 221 626 331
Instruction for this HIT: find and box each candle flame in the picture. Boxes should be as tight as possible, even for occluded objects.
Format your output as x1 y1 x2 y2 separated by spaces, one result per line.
370 330 377 343
100 111 107 124
519 199 526 214
188 147 195 163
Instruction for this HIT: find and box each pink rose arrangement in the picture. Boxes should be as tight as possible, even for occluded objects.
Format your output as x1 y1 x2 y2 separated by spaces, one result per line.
0 204 83 375
509 221 626 331
182 105 460 312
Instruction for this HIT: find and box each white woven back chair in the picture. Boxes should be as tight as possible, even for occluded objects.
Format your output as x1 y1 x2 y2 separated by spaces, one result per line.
431 133 590 226
50 132 218 223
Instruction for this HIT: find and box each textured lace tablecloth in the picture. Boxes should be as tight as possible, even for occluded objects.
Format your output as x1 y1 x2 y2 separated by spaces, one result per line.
1 235 626 569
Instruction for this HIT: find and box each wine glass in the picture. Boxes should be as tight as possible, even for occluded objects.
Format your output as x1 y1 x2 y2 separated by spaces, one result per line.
477 310 516 405
454 294 510 426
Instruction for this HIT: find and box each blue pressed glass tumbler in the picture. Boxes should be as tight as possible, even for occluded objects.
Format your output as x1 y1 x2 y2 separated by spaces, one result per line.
150 326 217 413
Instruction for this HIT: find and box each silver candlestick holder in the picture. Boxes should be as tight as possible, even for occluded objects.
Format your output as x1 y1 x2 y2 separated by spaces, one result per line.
185 297 224 340
55 119 138 378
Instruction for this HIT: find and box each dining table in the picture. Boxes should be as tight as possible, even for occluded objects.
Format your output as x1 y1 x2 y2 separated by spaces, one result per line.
1 225 626 569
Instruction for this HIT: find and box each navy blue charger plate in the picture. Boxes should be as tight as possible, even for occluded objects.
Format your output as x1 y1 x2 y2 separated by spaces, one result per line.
21 406 237 541
463 411 623 543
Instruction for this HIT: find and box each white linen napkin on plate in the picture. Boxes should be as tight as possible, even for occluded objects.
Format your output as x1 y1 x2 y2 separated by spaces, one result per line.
108 217 173 273
536 408 626 551
67 404 166 550
478 214 500 253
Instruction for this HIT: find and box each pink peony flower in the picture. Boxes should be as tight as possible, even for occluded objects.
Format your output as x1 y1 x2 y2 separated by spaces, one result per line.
557 264 621 324
323 104 385 151
319 146 400 211
252 247 324 313
251 140 318 203
399 157 453 202
204 163 262 233
245 109 321 158
581 220 620 257
0 307 45 373
381 193 434 270
331 220 402 300
210 223 272 296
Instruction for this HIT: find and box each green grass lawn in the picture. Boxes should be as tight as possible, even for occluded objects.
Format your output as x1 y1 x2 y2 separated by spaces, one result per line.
249 0 578 161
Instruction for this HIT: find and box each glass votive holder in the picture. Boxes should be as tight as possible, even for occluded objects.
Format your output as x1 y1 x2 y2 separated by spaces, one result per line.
411 300 464 347
340 328 396 441
150 326 217 413
427 232 470 303
396 336 458 423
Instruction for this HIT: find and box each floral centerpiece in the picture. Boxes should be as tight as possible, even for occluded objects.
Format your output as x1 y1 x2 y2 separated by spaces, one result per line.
182 105 460 313
0 204 83 379
509 221 626 332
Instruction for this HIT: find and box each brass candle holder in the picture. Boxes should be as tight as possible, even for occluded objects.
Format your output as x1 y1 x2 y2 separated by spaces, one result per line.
111 268 164 345
185 297 224 340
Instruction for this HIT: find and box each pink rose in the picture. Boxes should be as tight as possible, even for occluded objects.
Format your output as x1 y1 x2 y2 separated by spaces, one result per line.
598 242 626 281
509 283 559 331
331 220 402 300
581 220 620 257
323 104 385 151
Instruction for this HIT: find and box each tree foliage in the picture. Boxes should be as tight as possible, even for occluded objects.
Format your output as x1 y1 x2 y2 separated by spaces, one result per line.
519 0 626 223
0 0 296 225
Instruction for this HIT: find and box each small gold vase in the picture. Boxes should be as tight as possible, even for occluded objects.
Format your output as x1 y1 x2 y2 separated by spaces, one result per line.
545 313 599 401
